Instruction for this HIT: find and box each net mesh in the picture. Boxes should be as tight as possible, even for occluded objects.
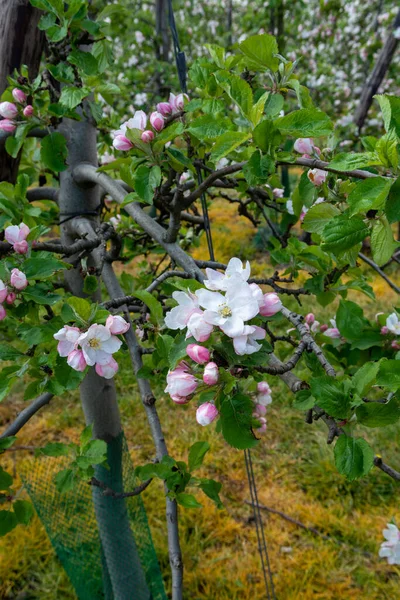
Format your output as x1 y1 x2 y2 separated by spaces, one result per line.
20 433 167 600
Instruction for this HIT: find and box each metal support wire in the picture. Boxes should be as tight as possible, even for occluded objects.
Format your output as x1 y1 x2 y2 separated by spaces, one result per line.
196 165 215 261
244 449 276 600
167 0 187 93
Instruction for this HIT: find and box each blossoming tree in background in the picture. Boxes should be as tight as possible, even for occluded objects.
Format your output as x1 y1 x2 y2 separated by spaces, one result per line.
0 0 400 597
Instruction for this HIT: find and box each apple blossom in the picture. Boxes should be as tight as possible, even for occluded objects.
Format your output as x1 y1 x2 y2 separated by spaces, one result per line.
259 293 283 317
186 311 214 342
113 135 133 151
233 325 266 355
10 268 28 290
254 404 267 416
196 402 219 426
67 349 87 372
0 280 7 303
164 290 201 330
305 313 315 325
169 92 189 113
12 88 26 104
106 314 130 335
204 257 250 291
308 168 327 186
78 324 122 366
293 138 314 154
156 102 173 116
0 101 18 119
186 343 210 364
125 110 147 131
54 326 81 357
257 381 271 395
23 105 34 118
273 188 284 198
196 282 259 338
95 356 119 379
320 324 328 333
392 341 400 350
170 393 191 405
5 223 30 249
6 293 16 305
141 130 154 143
257 392 272 407
165 363 198 399
324 318 341 338
386 313 400 335
0 119 16 132
381 326 389 335
0 305 6 321
203 362 219 385
150 111 165 132
256 417 267 434
379 523 400 565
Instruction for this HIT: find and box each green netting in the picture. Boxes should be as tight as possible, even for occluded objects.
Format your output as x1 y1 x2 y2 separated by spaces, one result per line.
20 432 167 600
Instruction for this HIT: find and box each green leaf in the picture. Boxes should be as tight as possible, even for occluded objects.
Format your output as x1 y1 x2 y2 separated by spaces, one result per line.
68 49 99 76
377 360 400 392
205 44 226 68
188 441 210 472
0 466 13 490
214 70 253 120
81 439 107 464
220 393 259 449
153 121 185 153
54 469 77 493
210 131 251 163
67 297 92 322
92 40 113 73
239 34 279 72
253 119 282 153
275 109 333 137
40 133 68 172
48 62 75 83
83 275 98 294
132 290 163 325
59 86 90 109
243 150 274 185
133 165 161 204
334 436 374 480
13 500 34 526
352 362 380 396
292 390 315 410
38 442 70 457
0 344 23 361
250 91 269 127
310 376 351 419
188 115 232 140
176 492 202 509
347 176 393 216
302 202 340 234
356 398 400 428
0 510 18 536
329 153 382 171
168 334 190 369
5 124 33 158
0 436 17 451
22 283 61 305
321 215 369 254
23 256 67 279
336 300 368 341
386 176 400 224
371 217 399 266
198 478 223 508
376 94 400 137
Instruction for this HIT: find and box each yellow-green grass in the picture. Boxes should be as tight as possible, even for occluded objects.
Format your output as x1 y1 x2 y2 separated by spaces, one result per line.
1 200 400 599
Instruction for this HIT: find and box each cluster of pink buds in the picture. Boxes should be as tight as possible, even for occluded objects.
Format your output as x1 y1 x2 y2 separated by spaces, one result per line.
0 89 33 133
0 269 28 320
112 92 189 152
4 222 30 254
53 315 130 379
252 381 273 434
293 138 326 186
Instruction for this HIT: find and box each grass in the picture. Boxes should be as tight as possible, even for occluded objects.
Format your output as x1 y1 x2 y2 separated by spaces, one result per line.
1 200 400 599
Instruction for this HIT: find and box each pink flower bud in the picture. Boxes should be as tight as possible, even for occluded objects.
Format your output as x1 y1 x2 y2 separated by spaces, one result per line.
67 349 87 372
10 268 28 290
186 343 210 364
0 280 8 303
203 362 219 385
391 340 400 351
12 89 26 104
257 381 271 394
23 105 34 118
0 305 6 321
320 324 328 333
150 111 165 132
5 223 30 245
106 314 130 335
141 130 154 143
0 102 18 119
0 119 16 133
259 293 283 317
257 393 272 407
293 138 314 155
112 135 133 151
173 93 189 111
196 402 219 426
170 394 191 405
324 327 341 339
13 240 29 254
254 403 267 416
273 188 284 198
6 292 16 305
305 313 315 325
135 327 145 340
308 168 327 186
381 326 389 335
165 363 198 398
156 102 173 116
256 422 267 434
95 356 119 379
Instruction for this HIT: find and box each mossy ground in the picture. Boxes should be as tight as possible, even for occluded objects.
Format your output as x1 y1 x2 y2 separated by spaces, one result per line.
1 200 399 599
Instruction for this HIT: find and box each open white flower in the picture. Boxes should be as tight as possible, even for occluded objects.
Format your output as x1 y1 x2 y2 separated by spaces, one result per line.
164 290 200 330
78 324 122 366
386 313 400 335
204 257 251 291
233 325 266 355
53 326 81 357
379 523 400 565
196 281 259 338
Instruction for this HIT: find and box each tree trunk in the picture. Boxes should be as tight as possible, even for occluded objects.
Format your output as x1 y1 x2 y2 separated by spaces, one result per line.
354 9 400 130
0 0 44 182
155 0 170 62
58 108 151 600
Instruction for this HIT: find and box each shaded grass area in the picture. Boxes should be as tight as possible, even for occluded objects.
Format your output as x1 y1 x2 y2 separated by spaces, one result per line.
1 200 400 599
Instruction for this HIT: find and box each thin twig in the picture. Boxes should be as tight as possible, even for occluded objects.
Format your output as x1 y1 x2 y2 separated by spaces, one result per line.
0 393 54 438
358 252 400 295
89 476 152 498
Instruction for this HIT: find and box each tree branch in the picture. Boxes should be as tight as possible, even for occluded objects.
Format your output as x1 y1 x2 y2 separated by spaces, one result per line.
277 157 383 180
89 476 152 498
26 187 59 203
0 393 54 438
358 252 400 295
